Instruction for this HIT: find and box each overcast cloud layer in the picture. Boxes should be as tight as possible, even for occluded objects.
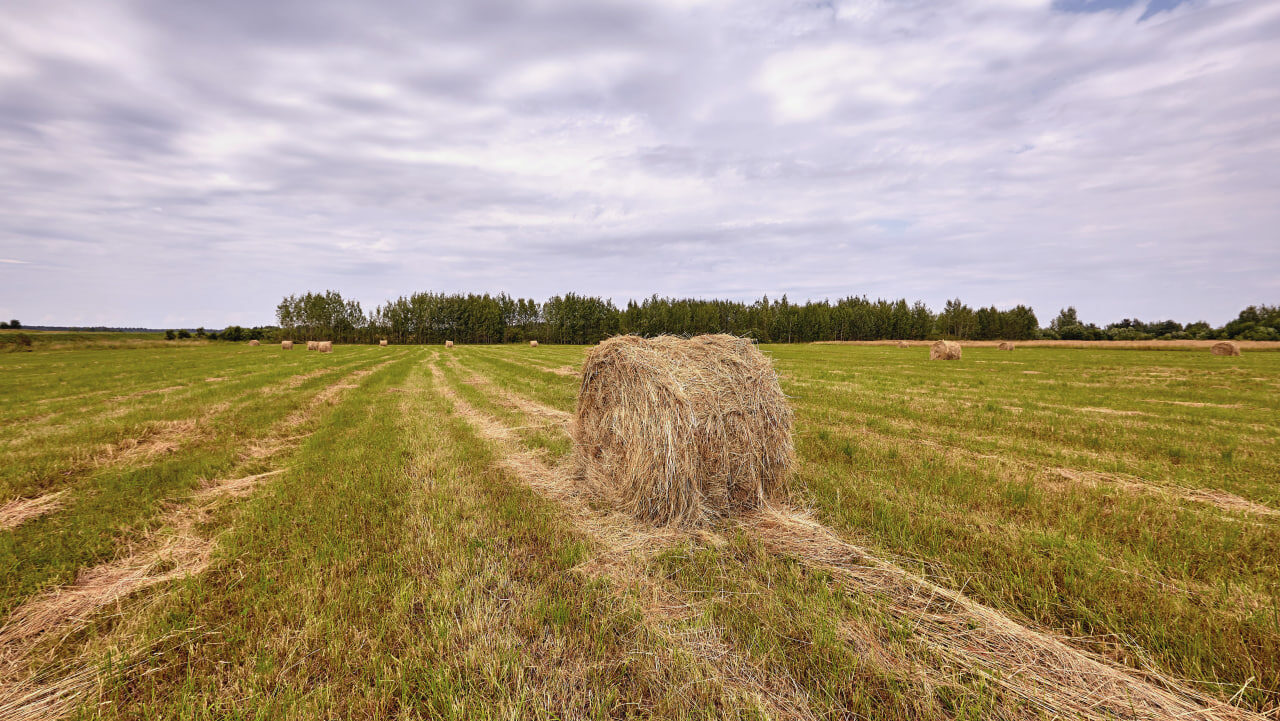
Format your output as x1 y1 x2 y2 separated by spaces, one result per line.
1 0 1277 328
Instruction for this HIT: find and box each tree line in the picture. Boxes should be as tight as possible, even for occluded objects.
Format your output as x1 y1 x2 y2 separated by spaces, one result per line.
204 291 1279 345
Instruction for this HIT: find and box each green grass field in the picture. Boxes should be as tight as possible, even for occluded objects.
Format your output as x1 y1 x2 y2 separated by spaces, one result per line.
1 341 1277 719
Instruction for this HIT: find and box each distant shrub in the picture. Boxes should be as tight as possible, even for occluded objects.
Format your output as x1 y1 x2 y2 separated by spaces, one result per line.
1240 326 1280 341
177 329 192 339
165 329 176 340
5 333 34 351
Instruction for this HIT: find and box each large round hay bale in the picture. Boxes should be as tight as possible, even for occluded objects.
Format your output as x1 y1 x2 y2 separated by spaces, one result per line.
1211 341 1240 356
318 341 333 353
573 334 794 526
306 341 319 351
445 340 454 348
896 340 909 348
281 340 293 350
930 340 962 360
530 340 539 347
248 339 260 346
379 339 388 347
998 341 1015 351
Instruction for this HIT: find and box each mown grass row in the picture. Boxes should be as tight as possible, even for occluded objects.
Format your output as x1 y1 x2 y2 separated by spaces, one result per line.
457 344 1280 711
0 347 406 618
16 347 996 719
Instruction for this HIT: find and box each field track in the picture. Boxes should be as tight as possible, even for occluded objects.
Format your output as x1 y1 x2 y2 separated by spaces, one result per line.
1 342 1277 718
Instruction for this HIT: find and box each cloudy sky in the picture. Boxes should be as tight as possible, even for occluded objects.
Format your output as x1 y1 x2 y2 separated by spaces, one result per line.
1 0 1277 328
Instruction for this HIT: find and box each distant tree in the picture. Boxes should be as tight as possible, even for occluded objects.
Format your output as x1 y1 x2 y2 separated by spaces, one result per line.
165 329 176 340
0 322 7 329
1222 304 1280 340
195 327 207 338
1050 307 1080 332
8 320 19 329
177 329 192 339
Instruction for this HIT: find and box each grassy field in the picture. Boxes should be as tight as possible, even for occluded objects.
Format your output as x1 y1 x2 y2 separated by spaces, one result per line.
1 340 1277 719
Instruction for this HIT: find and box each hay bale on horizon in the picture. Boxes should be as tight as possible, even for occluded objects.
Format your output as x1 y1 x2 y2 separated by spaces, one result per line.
897 340 910 348
248 339 260 346
445 340 454 348
1211 340 1241 356
306 341 319 351
318 341 333 353
281 340 293 350
530 340 539 347
998 341 1015 351
930 340 962 360
573 334 794 526
380 339 388 347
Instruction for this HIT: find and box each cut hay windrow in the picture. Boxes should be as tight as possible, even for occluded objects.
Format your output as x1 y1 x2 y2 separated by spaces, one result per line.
1212 341 1241 356
0 491 66 531
425 360 819 720
574 335 793 526
930 340 962 360
448 361 1266 721
281 340 293 350
0 364 395 718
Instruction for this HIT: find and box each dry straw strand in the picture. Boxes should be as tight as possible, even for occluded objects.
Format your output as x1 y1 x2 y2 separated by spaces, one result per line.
573 334 794 526
930 340 962 360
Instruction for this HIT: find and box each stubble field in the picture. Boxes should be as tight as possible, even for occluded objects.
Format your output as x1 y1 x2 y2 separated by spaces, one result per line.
1 341 1277 719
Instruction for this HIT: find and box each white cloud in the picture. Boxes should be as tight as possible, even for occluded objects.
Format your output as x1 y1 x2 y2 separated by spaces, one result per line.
0 0 1275 326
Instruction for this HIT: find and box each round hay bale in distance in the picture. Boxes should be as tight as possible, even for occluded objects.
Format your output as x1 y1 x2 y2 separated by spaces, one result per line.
998 341 1015 351
248 339 260 346
306 341 319 351
530 340 539 347
281 340 293 350
445 340 454 348
930 340 962 360
573 334 794 526
318 341 333 353
1211 341 1241 356
896 340 910 348
380 339 388 346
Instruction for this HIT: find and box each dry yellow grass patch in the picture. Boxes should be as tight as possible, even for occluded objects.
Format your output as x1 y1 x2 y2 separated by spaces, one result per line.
0 492 66 531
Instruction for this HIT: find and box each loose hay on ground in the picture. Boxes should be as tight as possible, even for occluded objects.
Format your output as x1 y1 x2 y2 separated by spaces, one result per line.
573 334 793 526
